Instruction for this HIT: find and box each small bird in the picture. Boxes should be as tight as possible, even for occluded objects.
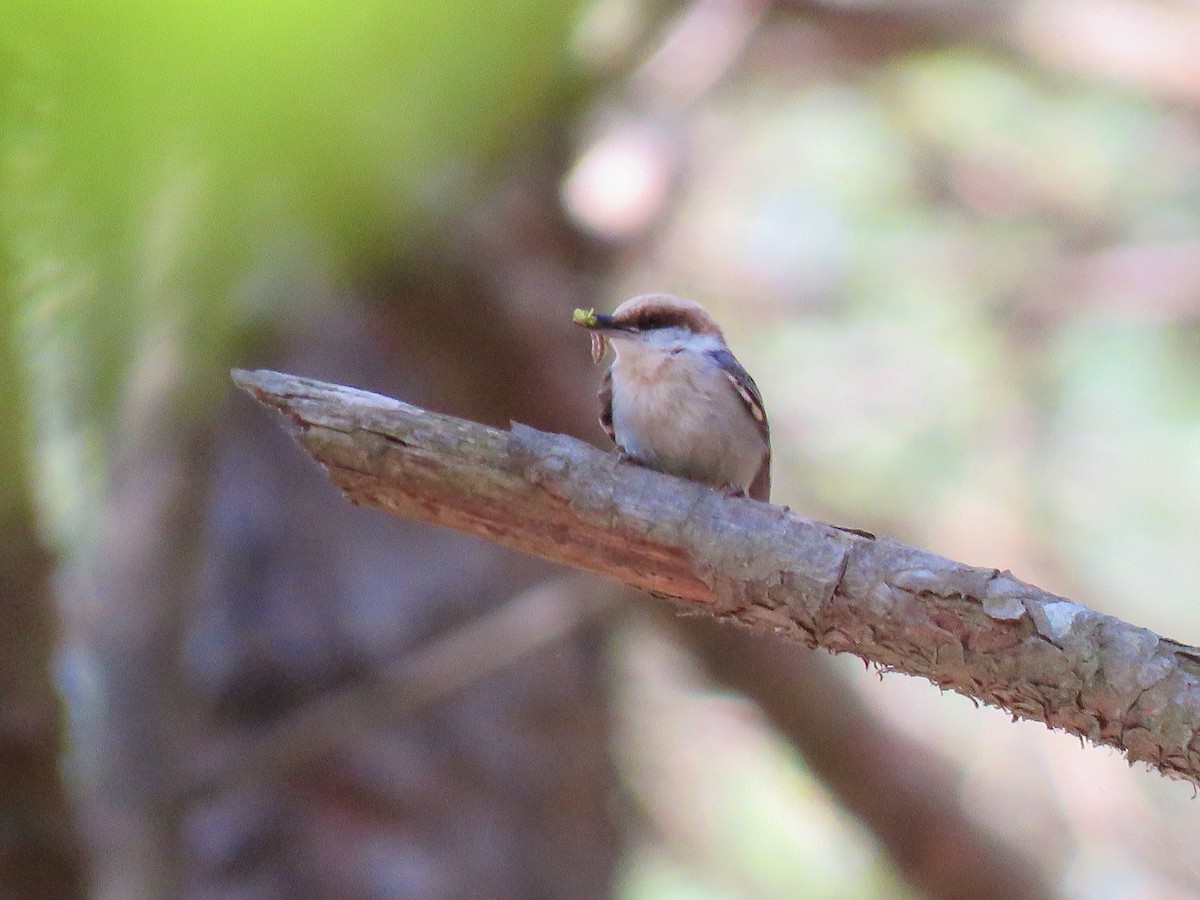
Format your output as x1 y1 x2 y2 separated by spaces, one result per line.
574 294 771 501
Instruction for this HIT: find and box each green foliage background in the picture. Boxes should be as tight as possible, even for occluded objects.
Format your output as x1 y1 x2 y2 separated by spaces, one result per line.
1 0 580 550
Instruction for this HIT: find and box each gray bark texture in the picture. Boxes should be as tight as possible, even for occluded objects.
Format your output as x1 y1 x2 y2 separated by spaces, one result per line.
234 367 1200 788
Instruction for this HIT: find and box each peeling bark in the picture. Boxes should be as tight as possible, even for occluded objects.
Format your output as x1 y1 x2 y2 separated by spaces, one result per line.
232 368 1200 788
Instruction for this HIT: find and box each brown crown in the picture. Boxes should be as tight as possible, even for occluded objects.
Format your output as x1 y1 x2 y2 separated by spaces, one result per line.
609 294 725 339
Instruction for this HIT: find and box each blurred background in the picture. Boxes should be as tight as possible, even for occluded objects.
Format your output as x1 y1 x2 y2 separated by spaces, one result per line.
4 0 1200 897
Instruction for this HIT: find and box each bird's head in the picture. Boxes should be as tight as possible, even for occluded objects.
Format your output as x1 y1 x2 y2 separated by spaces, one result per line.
573 294 724 363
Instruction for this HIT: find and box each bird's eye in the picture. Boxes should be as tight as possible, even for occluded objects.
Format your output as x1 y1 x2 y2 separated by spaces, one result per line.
640 314 671 331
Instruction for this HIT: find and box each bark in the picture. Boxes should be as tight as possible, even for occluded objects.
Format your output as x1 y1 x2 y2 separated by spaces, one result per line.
234 367 1200 789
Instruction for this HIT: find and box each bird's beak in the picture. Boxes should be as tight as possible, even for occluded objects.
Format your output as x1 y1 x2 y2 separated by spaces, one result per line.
582 312 620 330
573 310 631 363
573 310 624 332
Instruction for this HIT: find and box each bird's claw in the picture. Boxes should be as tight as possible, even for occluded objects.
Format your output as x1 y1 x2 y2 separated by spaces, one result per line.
613 445 642 466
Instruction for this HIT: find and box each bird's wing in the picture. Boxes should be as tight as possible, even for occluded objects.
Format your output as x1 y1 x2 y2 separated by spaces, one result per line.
747 449 772 502
598 365 616 444
710 348 772 501
709 349 769 437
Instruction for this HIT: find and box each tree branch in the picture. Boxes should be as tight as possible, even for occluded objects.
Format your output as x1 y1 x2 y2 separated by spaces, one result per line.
232 368 1200 787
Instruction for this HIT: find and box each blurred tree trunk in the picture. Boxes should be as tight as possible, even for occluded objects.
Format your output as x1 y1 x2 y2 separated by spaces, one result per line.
0 502 86 900
72 160 622 900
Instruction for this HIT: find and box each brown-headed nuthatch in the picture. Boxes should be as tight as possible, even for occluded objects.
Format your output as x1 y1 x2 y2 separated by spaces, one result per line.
574 294 771 501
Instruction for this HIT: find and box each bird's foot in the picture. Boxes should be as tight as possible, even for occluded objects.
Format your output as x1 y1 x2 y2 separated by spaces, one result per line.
716 483 747 499
613 445 644 467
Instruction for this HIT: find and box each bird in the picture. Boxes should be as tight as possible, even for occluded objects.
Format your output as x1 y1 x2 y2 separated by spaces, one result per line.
573 294 771 501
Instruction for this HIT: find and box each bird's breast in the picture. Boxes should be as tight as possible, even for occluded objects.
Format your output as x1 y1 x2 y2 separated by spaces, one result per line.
609 352 765 491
